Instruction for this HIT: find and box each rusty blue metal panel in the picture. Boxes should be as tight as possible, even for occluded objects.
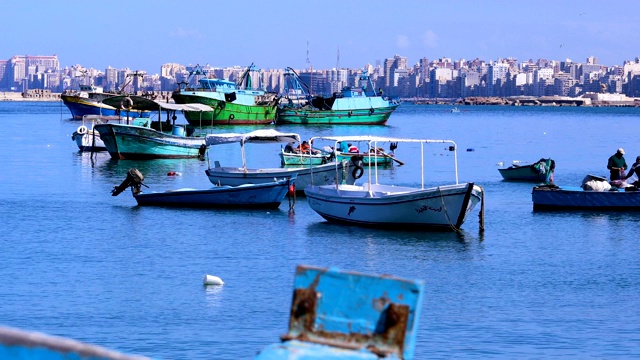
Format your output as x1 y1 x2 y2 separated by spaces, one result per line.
255 265 425 360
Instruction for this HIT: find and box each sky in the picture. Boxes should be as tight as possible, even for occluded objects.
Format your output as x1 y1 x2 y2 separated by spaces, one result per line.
3 0 639 74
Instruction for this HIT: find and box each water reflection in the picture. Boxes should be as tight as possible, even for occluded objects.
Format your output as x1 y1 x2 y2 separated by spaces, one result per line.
203 284 225 308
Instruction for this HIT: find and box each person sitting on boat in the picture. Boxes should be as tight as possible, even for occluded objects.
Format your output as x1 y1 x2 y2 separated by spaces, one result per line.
338 141 350 153
284 141 296 153
607 148 627 181
348 143 359 153
624 156 640 187
297 141 318 154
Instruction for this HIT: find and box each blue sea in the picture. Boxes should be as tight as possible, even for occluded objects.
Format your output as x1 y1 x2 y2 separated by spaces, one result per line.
1 101 639 359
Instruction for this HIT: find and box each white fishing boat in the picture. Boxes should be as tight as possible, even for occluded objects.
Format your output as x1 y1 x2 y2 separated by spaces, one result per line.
71 114 118 152
204 130 356 193
304 136 485 231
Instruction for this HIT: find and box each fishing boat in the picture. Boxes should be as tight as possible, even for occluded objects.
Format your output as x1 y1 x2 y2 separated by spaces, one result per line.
498 158 555 182
204 130 356 193
276 67 399 125
171 63 278 126
532 174 640 210
111 168 295 209
94 95 213 160
61 84 151 120
255 265 425 360
279 142 333 166
304 136 485 231
70 114 114 152
279 148 332 166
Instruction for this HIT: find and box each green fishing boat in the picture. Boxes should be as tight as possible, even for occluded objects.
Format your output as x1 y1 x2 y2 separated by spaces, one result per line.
172 64 278 126
276 67 399 125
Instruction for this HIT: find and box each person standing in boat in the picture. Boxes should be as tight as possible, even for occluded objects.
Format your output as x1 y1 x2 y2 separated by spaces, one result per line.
607 148 628 181
624 156 640 187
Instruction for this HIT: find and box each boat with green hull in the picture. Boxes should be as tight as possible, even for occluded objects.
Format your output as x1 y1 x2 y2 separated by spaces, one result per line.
95 95 212 160
172 64 278 126
276 67 399 125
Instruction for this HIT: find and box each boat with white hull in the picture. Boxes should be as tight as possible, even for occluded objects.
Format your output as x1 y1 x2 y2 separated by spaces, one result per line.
304 136 484 231
204 130 356 192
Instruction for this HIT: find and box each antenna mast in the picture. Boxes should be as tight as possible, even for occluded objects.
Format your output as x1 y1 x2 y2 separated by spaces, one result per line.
336 46 340 70
306 40 312 71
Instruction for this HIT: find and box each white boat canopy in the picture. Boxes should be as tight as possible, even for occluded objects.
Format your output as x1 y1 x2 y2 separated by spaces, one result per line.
205 130 301 146
309 135 460 187
205 130 302 170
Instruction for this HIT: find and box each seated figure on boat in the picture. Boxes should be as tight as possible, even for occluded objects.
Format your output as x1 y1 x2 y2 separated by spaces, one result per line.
284 141 296 153
347 143 359 153
624 156 640 187
296 141 319 154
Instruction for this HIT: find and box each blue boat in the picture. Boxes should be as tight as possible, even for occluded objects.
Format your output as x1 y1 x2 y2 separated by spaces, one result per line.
255 265 425 359
111 168 296 209
532 174 640 210
0 325 149 360
1 266 422 360
95 96 213 160
61 85 151 120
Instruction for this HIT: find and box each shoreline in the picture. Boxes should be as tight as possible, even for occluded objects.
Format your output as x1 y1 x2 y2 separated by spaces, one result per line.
3 92 640 108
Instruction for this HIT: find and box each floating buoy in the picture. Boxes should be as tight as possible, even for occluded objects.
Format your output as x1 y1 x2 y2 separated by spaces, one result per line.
512 160 521 164
497 162 504 166
466 148 474 152
288 184 295 196
167 171 182 176
203 274 224 286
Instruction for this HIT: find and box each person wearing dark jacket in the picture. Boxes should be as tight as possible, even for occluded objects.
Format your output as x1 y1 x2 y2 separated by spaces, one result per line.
607 148 628 180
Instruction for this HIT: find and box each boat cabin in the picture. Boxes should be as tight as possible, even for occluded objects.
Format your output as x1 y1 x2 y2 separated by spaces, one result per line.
197 78 265 96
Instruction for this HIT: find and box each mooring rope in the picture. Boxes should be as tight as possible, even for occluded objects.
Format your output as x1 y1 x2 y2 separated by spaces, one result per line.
437 186 461 233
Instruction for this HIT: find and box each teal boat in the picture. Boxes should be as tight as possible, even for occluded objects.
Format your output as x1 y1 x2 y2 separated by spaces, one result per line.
498 158 555 182
172 64 278 126
276 67 399 125
95 96 212 160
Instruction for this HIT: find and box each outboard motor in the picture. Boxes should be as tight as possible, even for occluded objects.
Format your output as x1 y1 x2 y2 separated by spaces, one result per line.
112 168 146 196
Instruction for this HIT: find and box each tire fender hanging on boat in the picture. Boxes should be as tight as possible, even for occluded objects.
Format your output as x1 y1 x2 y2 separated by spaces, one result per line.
76 125 88 135
229 114 235 121
351 155 364 179
369 108 374 115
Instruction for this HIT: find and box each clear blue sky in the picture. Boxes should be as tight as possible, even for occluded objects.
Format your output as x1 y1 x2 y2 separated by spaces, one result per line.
3 0 638 73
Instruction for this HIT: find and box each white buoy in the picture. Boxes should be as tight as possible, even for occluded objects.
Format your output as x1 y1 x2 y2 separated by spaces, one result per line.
512 160 521 164
496 161 504 166
203 274 224 286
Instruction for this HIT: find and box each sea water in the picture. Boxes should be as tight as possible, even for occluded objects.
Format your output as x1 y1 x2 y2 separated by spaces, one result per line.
1 101 639 359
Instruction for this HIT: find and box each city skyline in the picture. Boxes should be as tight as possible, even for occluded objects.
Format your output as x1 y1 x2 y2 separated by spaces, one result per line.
3 0 639 72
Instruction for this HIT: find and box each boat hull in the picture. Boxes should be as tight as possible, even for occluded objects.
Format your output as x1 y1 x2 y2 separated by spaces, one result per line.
94 123 206 160
276 104 398 125
205 161 355 193
305 183 482 230
61 94 150 120
172 92 276 125
134 178 294 208
499 159 554 182
71 130 107 152
532 185 640 210
280 150 331 166
336 152 393 166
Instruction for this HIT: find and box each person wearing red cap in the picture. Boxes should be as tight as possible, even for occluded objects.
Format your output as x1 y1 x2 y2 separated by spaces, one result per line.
607 148 627 180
